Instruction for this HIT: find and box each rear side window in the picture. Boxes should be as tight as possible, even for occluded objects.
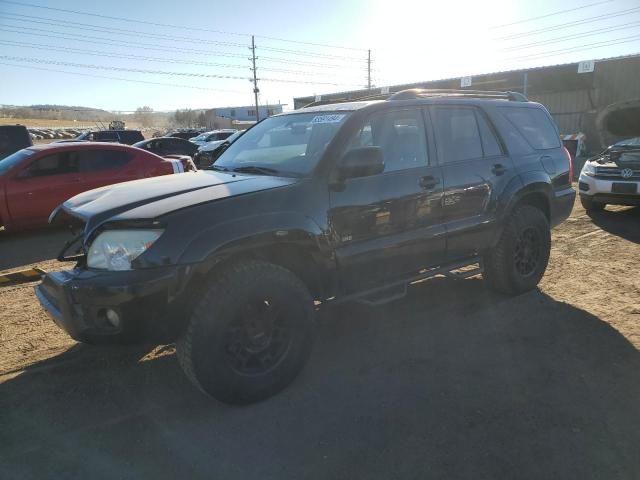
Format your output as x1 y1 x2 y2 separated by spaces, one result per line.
78 150 132 172
25 152 78 176
476 113 503 157
500 107 560 150
433 107 483 163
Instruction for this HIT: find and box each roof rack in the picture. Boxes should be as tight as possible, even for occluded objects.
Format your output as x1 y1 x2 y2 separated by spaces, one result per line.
388 89 528 102
301 88 528 108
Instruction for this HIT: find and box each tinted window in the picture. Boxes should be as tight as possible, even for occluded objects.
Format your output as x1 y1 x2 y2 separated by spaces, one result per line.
208 132 233 141
93 131 120 142
78 150 131 172
476 112 503 157
25 152 78 176
118 130 144 144
348 109 428 173
433 107 483 163
501 107 560 150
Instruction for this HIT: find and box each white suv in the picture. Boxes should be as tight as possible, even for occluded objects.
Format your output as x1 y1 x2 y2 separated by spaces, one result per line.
579 137 640 211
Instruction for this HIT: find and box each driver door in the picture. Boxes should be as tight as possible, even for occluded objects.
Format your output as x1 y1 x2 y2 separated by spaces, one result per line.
328 107 446 294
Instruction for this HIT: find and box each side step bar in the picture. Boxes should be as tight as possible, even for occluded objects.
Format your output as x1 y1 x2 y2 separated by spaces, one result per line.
326 258 483 307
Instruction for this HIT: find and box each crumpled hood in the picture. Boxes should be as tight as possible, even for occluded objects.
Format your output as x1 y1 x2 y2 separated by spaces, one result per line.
53 170 297 234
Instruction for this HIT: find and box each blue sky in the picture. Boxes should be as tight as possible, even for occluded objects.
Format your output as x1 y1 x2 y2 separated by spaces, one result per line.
0 0 639 111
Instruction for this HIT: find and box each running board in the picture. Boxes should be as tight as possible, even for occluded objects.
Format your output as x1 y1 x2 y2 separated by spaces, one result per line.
326 258 483 307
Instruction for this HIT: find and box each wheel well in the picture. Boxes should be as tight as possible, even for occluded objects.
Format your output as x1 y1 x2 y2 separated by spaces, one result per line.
515 192 550 222
190 242 332 301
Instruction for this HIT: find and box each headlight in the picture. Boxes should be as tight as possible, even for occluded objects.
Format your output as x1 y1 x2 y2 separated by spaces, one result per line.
581 162 596 177
87 229 163 271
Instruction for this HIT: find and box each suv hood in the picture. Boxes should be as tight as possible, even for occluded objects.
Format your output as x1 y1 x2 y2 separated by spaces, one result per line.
53 170 297 234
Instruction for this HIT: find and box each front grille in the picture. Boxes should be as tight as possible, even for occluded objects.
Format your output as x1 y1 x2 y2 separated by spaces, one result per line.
594 166 640 181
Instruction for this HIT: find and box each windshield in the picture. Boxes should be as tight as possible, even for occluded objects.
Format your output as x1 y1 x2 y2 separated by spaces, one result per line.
191 133 209 141
214 112 350 176
207 131 233 141
0 148 35 174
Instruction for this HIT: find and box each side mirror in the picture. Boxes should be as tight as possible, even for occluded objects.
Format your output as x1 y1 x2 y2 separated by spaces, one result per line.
338 146 384 179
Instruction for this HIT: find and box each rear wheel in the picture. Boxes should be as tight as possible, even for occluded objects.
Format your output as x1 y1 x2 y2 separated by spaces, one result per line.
177 260 315 404
484 205 551 295
580 196 605 212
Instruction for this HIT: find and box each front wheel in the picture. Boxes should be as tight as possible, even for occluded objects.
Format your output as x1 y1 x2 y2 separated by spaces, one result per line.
484 205 551 295
177 260 315 404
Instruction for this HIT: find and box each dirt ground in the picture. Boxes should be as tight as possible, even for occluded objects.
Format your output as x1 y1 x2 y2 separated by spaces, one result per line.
1 195 639 479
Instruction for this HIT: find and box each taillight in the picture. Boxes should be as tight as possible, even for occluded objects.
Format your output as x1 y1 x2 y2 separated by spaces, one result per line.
563 146 573 183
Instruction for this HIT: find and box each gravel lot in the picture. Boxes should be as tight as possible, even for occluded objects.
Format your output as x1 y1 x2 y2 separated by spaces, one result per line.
1 196 639 480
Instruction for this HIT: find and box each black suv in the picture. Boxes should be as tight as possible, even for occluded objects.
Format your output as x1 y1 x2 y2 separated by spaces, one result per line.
36 89 574 404
0 124 32 160
73 129 144 145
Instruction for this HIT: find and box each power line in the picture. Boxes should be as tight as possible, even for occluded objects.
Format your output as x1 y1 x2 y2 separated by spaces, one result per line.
496 6 640 41
0 13 248 48
501 20 640 51
0 54 363 87
0 12 365 61
491 0 613 29
0 0 366 51
505 34 640 62
0 25 362 69
0 39 368 80
0 62 246 92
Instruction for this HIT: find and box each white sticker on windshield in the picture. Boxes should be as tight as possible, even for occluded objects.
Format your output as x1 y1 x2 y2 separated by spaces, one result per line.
310 114 346 124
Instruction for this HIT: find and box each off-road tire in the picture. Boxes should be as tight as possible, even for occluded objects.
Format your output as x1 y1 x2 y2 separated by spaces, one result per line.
177 260 314 404
580 196 605 212
483 205 551 295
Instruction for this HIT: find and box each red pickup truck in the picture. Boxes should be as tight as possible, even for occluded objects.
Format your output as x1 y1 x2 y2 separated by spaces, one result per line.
0 142 195 232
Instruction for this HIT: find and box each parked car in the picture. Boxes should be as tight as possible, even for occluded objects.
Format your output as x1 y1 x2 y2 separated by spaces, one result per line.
195 130 244 168
0 142 194 232
37 89 574 404
63 129 145 145
168 129 202 140
0 125 32 160
579 136 640 210
133 137 199 158
189 129 236 148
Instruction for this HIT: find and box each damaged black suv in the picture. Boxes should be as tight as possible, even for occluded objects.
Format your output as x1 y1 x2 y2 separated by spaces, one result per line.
36 89 575 404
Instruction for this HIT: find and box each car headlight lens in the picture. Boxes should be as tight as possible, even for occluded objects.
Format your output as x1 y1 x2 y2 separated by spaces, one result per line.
581 162 596 177
87 229 163 271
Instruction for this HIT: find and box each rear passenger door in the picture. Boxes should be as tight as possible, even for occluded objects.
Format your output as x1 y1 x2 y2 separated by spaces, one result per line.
329 107 445 293
430 105 513 262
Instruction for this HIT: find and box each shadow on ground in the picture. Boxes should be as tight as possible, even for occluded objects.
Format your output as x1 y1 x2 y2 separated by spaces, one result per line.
1 278 639 480
588 206 640 244
0 227 74 271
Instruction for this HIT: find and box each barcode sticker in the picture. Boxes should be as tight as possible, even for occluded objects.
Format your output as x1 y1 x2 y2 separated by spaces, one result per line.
311 114 346 124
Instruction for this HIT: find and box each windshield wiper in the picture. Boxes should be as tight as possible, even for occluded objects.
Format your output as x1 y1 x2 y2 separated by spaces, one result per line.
208 164 230 172
231 166 280 176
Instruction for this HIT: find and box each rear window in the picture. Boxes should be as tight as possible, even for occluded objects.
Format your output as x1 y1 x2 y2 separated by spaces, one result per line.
117 130 144 144
500 107 560 150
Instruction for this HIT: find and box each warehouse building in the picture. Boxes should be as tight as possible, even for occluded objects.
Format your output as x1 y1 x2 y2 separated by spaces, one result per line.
294 54 640 155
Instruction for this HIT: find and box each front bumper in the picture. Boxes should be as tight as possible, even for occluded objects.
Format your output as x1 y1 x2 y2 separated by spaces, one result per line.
35 266 192 344
578 173 640 206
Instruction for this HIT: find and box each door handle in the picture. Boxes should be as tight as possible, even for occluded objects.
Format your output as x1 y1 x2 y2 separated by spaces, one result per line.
419 175 440 190
491 163 507 176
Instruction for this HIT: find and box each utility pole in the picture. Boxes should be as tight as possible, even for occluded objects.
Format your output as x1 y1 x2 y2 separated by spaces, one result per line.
367 49 371 90
250 35 260 122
